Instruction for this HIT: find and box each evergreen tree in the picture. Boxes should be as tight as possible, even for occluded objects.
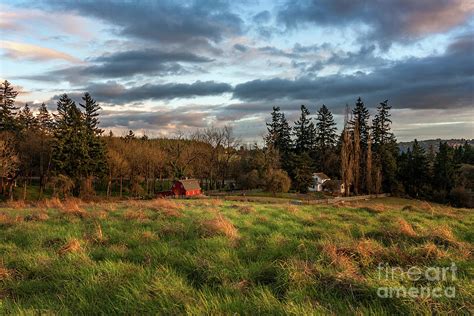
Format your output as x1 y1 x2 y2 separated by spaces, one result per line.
372 100 398 193
35 104 53 197
293 105 316 154
278 112 293 156
265 106 282 149
52 94 89 195
37 103 53 134
315 104 338 175
293 152 313 193
265 106 292 155
433 142 458 198
372 100 395 148
315 104 337 150
79 93 108 180
0 80 19 132
409 139 429 197
18 103 38 131
350 97 370 148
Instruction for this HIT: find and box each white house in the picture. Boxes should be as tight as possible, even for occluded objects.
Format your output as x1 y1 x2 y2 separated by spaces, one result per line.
323 180 345 194
309 172 330 192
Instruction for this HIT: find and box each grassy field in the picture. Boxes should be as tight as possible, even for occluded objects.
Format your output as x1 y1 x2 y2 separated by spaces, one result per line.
0 197 472 315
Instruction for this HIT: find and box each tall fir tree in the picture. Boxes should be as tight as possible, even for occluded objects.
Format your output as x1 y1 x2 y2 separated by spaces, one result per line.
350 98 370 193
52 94 89 195
293 105 316 154
409 139 430 197
315 104 337 150
37 103 53 135
80 93 108 180
372 100 398 193
0 80 19 132
18 103 38 131
315 104 338 175
265 106 292 155
350 97 370 148
433 142 458 197
372 100 395 148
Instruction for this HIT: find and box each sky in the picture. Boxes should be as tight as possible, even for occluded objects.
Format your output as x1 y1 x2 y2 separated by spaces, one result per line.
1 0 473 142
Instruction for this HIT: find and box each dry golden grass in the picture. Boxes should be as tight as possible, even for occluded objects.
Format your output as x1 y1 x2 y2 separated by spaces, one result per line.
0 212 10 224
402 205 418 212
38 198 87 218
149 199 183 217
109 244 128 255
201 214 239 241
280 259 316 287
141 231 157 241
322 242 359 278
397 218 417 237
367 203 387 213
123 210 150 221
237 205 255 214
232 279 251 293
92 222 106 243
430 225 457 244
417 242 446 260
24 212 49 222
0 213 23 225
37 197 63 209
5 200 28 209
354 239 384 266
58 238 83 255
90 210 108 220
285 204 299 214
0 265 13 280
420 201 434 212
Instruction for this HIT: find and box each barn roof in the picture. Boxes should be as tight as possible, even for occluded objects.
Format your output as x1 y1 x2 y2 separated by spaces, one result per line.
177 179 201 191
313 172 330 180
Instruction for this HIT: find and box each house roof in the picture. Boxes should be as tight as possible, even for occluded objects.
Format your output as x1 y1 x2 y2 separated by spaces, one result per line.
313 172 330 180
323 179 343 187
176 179 201 191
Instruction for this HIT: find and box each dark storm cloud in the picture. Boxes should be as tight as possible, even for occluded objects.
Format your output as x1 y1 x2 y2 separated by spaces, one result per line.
52 80 233 105
100 109 209 130
278 0 474 49
253 10 271 24
39 0 243 48
23 48 213 83
233 44 248 53
234 35 474 110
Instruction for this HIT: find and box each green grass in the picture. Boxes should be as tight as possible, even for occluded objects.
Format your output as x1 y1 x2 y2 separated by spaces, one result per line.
0 198 472 315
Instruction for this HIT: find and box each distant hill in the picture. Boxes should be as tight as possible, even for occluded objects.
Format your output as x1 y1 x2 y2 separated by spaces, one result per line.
398 139 474 153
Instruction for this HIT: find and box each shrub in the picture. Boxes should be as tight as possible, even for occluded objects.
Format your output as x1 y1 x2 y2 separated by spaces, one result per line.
449 186 473 208
237 169 261 190
47 175 75 198
264 169 291 194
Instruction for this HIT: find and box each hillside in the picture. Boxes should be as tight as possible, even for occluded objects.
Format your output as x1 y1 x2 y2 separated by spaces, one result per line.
398 139 474 153
0 198 472 314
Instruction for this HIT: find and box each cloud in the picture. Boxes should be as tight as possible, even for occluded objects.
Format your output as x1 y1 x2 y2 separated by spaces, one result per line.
233 43 248 52
37 0 243 49
99 108 210 132
278 0 474 48
51 80 233 104
0 5 94 39
234 35 474 110
253 10 271 24
22 48 213 82
0 40 81 63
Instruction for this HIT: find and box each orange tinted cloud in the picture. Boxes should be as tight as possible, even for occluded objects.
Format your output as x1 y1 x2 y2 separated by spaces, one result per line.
1 40 81 63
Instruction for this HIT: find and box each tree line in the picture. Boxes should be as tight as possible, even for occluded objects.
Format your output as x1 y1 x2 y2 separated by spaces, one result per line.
1 80 472 206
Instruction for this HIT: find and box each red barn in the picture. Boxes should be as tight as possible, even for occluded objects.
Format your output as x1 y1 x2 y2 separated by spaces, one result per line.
171 179 202 197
